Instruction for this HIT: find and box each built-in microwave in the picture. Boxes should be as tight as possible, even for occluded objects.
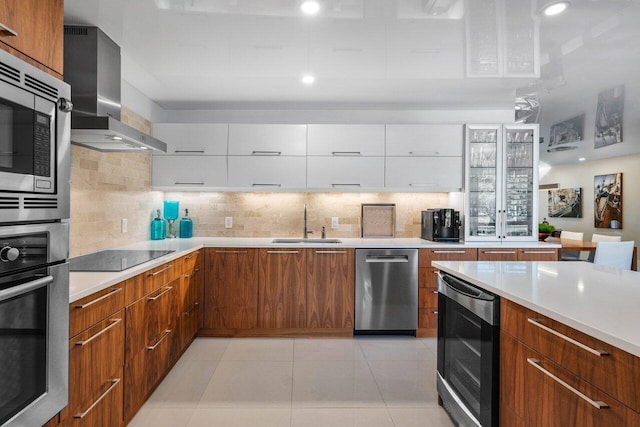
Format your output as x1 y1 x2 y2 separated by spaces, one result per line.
0 49 72 223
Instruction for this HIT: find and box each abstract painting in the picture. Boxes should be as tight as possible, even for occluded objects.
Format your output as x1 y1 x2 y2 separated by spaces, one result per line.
594 173 622 229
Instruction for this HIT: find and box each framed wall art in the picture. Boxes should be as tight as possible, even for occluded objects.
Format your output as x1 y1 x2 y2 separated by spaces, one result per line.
594 173 622 229
548 187 581 218
594 85 624 148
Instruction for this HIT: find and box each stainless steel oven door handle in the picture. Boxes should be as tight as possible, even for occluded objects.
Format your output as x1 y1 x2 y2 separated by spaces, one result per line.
0 275 53 302
437 272 498 325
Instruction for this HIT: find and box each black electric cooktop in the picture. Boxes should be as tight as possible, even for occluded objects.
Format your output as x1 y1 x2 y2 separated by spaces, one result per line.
69 249 175 272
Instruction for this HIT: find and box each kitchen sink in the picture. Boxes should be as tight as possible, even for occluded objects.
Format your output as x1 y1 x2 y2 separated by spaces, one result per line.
272 238 342 244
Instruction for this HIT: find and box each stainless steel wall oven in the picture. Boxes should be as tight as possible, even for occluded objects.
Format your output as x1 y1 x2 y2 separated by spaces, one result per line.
437 272 500 427
0 49 72 224
0 223 69 427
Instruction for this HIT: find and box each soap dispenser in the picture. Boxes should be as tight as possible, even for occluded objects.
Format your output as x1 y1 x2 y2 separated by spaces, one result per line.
179 208 193 238
150 209 166 240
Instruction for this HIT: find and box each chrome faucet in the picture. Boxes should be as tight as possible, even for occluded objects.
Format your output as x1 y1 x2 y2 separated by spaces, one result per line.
303 204 313 238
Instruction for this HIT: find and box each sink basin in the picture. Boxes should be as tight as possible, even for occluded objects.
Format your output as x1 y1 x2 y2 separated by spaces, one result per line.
272 238 342 244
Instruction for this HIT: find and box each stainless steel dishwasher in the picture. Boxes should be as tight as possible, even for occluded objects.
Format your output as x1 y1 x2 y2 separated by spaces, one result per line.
355 249 418 332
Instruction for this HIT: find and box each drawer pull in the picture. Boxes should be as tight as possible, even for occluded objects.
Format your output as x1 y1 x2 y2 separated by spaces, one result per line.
433 290 438 294
148 286 173 301
184 301 200 316
216 250 248 254
267 250 299 254
522 250 557 254
174 149 205 153
527 358 609 409
184 268 200 279
482 250 516 254
74 318 122 347
252 183 282 187
527 318 609 357
74 378 121 419
432 250 467 254
147 330 172 351
74 288 122 309
332 151 361 156
251 150 281 156
0 22 18 37
315 250 347 254
147 264 173 277
409 151 439 156
174 181 205 185
332 183 361 187
185 251 200 259
432 310 438 315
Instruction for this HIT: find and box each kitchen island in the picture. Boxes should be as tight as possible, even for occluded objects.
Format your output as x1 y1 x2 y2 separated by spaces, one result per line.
433 260 640 426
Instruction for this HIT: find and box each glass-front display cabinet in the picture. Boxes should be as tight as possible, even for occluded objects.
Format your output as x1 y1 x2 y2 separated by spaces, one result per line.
464 124 539 241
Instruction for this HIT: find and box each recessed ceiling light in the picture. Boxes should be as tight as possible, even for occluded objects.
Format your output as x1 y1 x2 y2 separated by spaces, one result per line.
112 136 123 141
578 157 586 162
301 74 316 85
300 1 320 15
542 1 570 16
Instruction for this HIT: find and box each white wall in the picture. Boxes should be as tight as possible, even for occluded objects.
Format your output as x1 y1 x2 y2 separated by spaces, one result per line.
538 153 640 245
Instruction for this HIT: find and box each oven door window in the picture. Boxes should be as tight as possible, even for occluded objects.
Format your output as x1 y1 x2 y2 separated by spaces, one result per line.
442 297 483 421
0 280 47 425
0 98 36 176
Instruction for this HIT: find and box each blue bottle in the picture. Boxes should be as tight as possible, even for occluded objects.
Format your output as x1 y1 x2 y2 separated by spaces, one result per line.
150 209 166 240
179 208 193 238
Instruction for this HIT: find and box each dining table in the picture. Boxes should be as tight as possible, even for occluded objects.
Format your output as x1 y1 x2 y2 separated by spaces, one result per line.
544 236 637 271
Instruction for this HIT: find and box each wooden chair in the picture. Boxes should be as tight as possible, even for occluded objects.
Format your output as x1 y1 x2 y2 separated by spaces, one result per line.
593 241 635 270
560 230 584 261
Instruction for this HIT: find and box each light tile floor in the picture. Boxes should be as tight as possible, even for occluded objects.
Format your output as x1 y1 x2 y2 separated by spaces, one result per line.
128 337 454 427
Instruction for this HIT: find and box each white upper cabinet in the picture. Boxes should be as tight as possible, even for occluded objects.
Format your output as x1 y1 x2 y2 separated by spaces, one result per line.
152 155 227 189
307 157 385 189
307 125 385 156
385 157 463 191
228 124 307 156
227 156 306 189
152 123 228 155
385 124 464 156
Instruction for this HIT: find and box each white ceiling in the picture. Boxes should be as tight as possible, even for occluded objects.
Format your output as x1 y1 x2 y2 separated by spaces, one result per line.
64 0 640 164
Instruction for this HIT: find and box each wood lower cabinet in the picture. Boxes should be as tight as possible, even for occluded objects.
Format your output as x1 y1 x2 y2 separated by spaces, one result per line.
501 299 640 426
0 0 64 77
306 249 354 329
418 248 477 336
173 250 203 358
204 248 259 329
258 248 307 328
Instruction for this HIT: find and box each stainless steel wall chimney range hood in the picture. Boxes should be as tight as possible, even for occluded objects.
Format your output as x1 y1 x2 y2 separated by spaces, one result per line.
63 26 167 152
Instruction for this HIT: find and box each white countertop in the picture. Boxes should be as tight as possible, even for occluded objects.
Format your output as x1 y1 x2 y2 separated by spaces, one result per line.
432 260 640 357
69 237 558 303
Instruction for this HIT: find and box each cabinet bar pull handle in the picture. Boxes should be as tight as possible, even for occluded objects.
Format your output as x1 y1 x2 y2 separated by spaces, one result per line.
267 250 299 254
482 250 516 254
74 318 122 347
216 250 248 253
527 318 609 356
0 23 18 37
433 250 467 254
185 251 200 259
174 181 205 185
432 310 438 314
527 358 609 409
147 264 173 276
147 330 172 350
174 149 205 153
433 290 438 294
522 250 557 254
74 288 122 309
148 286 173 301
252 183 282 187
184 268 200 278
409 151 439 156
74 378 121 418
332 183 361 187
184 301 200 316
332 151 361 156
251 151 281 156
409 183 436 187
315 250 348 254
